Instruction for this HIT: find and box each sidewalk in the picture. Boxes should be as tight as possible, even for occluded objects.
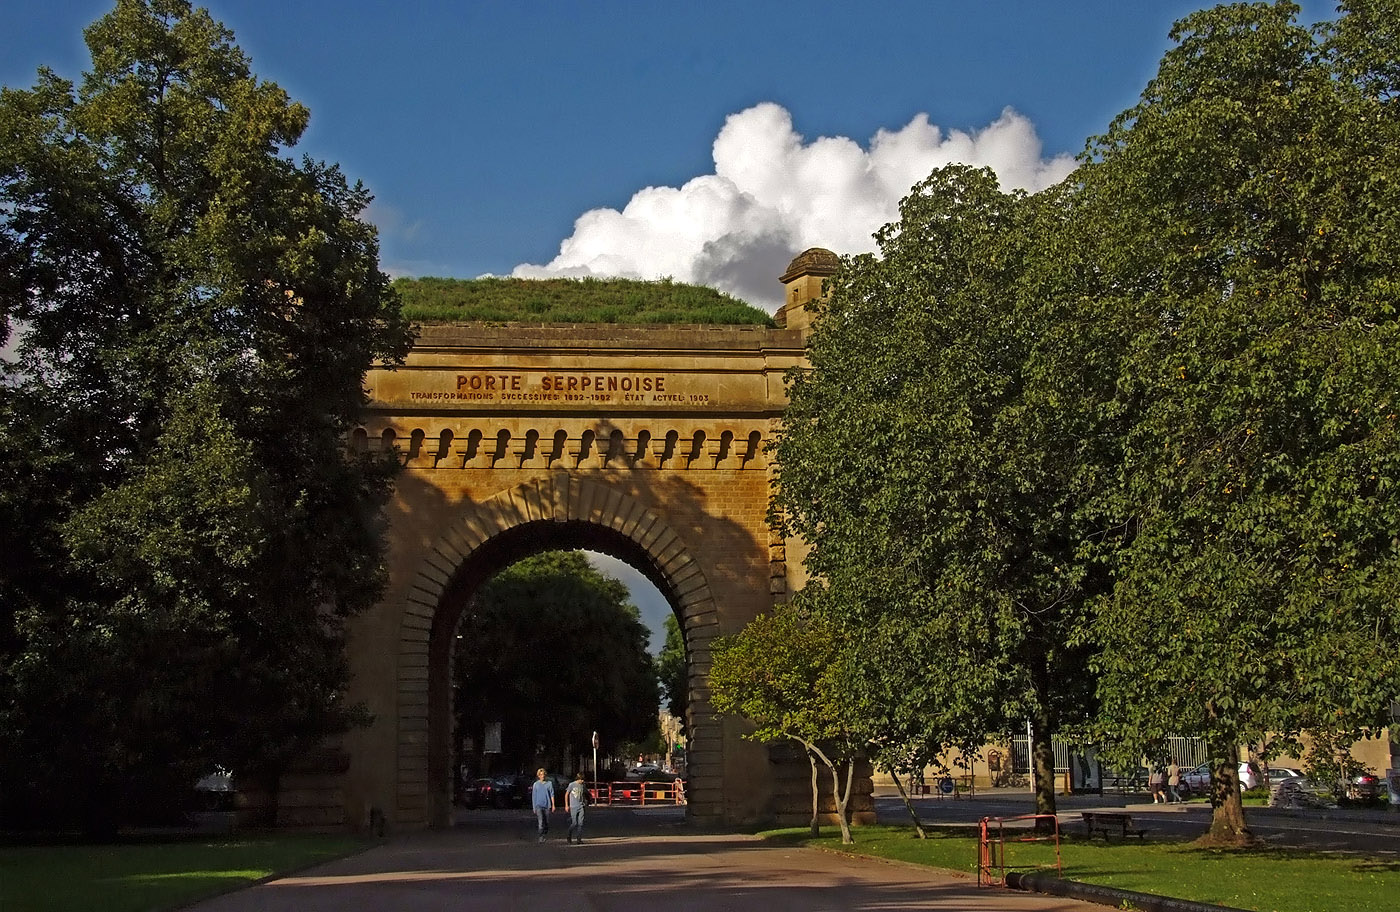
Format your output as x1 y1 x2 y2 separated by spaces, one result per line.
184 807 1107 912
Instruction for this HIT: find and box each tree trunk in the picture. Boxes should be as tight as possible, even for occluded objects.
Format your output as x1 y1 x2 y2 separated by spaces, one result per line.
1030 709 1058 829
1202 737 1254 847
889 768 928 838
808 749 821 837
829 758 855 844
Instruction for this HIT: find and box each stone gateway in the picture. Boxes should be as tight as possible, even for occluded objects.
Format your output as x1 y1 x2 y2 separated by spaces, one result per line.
287 250 871 832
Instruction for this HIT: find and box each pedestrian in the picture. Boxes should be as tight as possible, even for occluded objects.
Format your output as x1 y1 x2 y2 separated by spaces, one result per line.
531 767 555 842
1167 757 1182 803
1149 764 1166 804
565 771 589 844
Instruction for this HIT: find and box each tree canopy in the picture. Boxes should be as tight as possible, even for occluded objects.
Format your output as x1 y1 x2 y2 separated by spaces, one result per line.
766 0 1400 846
1079 0 1400 843
453 551 659 775
0 0 411 830
771 164 1129 821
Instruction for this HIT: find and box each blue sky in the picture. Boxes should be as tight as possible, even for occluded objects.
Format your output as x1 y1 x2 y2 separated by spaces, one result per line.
5 1 1340 311
2 0 1340 648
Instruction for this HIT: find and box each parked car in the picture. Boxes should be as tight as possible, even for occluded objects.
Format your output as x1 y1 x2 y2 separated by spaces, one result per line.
459 777 497 809
546 773 572 803
1178 763 1213 797
489 773 530 808
1270 775 1336 809
1350 772 1383 801
1262 767 1304 787
1177 761 1283 797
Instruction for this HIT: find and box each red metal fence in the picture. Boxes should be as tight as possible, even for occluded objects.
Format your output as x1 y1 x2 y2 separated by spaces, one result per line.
977 814 1062 887
590 779 686 806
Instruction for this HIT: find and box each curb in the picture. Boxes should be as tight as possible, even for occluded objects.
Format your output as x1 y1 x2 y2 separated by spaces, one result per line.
1006 871 1253 912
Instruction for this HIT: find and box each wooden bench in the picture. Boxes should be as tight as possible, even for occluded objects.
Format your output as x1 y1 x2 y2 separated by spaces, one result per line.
1081 811 1149 840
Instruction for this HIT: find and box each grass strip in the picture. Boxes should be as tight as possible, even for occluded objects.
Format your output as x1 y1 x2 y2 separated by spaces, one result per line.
0 834 369 912
760 825 1399 912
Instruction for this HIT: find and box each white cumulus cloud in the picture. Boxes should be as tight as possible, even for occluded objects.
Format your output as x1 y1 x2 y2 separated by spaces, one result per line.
513 102 1075 311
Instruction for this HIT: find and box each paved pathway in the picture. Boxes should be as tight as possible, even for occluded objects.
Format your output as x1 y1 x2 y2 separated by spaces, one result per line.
188 807 1103 912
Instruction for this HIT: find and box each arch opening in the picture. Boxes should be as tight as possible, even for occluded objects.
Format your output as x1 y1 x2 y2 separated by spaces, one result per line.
447 544 682 810
396 478 722 829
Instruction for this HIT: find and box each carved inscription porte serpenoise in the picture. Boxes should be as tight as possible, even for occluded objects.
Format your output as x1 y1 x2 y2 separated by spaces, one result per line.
394 370 710 406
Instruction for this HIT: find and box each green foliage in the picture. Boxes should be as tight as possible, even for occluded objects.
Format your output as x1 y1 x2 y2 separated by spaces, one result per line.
0 0 411 830
709 604 868 841
656 614 688 733
771 2 1400 840
1082 0 1400 775
395 275 774 325
453 551 658 772
772 165 1128 817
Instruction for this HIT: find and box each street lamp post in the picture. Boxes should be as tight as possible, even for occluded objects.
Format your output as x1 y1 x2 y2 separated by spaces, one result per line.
591 730 599 797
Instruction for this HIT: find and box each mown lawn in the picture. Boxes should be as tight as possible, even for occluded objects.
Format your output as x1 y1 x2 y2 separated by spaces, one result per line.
0 834 368 912
761 825 1400 912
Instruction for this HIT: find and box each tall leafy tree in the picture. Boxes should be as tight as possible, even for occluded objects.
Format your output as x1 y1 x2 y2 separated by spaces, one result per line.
453 551 659 773
0 0 411 830
1081 0 1400 845
656 613 688 734
772 165 1129 821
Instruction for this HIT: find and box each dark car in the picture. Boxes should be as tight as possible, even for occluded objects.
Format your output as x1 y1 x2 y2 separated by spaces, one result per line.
1350 772 1383 801
546 773 573 803
459 777 497 809
489 773 530 808
1270 775 1336 809
626 765 678 782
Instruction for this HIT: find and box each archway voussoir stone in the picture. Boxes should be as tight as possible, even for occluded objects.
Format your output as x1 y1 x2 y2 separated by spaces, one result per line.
641 524 678 556
401 612 432 633
618 500 651 538
430 540 466 572
416 559 451 589
408 575 445 603
631 511 662 548
664 556 700 586
584 486 609 526
569 479 597 522
652 535 687 569
510 484 539 523
607 488 633 531
446 519 487 553
543 473 566 520
403 591 437 615
485 495 524 532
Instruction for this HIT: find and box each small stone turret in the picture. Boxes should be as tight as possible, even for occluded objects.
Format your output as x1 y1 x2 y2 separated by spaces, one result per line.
775 247 839 333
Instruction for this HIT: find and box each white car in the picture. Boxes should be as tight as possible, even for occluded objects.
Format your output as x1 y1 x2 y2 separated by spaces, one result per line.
1178 761 1276 796
1179 762 1212 796
1263 766 1304 786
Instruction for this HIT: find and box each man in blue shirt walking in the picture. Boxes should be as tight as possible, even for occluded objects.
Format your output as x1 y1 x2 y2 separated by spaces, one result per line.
531 768 555 842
